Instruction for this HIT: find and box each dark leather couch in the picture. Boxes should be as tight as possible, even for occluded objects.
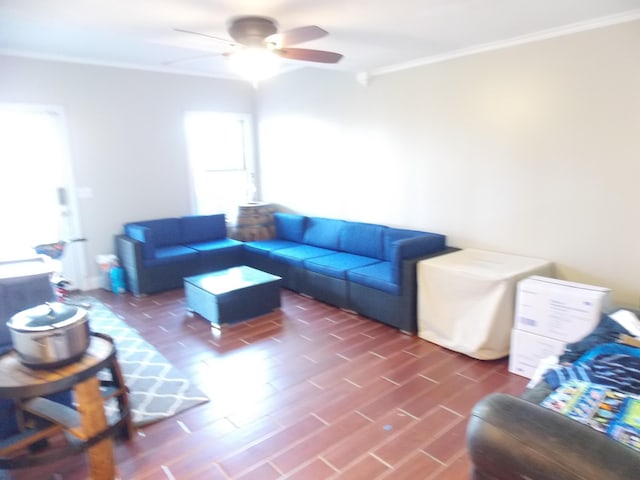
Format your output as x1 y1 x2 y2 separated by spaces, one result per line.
467 381 640 480
467 309 640 480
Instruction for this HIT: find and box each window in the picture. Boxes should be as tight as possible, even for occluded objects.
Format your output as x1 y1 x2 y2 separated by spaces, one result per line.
184 112 255 220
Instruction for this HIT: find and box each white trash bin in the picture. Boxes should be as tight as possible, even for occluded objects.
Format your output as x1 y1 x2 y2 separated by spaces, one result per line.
96 254 119 290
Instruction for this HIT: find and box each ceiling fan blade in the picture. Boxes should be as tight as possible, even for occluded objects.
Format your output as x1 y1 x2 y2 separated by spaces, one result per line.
174 28 235 46
274 48 343 64
266 25 328 47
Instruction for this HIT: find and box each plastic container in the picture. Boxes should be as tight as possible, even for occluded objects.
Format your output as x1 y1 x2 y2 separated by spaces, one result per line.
96 254 119 291
110 265 125 294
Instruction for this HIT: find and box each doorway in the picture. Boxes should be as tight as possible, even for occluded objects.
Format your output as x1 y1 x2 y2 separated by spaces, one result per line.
0 104 85 287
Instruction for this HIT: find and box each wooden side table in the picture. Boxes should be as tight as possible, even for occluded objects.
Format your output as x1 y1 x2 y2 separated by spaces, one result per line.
229 202 275 241
0 333 131 479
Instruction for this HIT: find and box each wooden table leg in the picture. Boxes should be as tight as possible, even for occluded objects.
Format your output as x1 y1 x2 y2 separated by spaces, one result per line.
74 376 115 480
108 358 133 440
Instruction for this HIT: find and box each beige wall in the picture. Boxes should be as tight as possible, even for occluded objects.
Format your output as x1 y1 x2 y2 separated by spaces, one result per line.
1 21 638 306
0 56 253 288
256 21 640 307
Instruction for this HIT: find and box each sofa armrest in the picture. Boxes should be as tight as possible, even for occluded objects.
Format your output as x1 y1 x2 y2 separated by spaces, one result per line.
467 393 640 480
390 234 446 283
115 235 144 295
392 233 446 260
125 225 155 260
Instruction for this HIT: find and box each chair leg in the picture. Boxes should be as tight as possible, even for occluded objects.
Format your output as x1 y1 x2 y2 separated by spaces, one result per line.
104 358 133 440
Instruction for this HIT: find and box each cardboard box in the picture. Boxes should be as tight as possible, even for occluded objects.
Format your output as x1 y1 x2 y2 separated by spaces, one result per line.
514 276 611 342
509 328 567 378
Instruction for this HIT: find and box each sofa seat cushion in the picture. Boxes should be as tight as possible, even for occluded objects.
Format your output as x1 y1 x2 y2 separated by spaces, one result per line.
186 238 244 256
346 261 400 295
304 253 382 280
185 238 243 256
244 239 300 255
270 245 335 267
143 245 198 267
181 214 226 244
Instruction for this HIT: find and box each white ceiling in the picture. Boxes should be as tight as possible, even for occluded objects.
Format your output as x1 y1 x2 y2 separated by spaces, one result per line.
1 0 639 81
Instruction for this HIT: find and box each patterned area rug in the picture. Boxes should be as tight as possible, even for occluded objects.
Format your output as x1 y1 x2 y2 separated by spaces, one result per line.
72 296 209 427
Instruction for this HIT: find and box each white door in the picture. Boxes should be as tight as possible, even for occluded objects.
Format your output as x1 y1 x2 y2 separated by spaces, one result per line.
0 104 85 287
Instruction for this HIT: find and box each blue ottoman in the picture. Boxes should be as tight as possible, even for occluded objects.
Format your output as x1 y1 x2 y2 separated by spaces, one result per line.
184 266 282 326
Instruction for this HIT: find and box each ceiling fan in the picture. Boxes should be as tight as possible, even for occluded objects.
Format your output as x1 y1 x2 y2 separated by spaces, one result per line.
175 15 344 65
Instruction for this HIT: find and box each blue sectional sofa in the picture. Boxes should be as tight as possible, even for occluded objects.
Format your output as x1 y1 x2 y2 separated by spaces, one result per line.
243 213 453 332
115 214 244 295
115 212 452 332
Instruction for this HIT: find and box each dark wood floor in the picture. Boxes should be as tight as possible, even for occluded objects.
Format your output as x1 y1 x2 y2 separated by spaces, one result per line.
6 287 528 479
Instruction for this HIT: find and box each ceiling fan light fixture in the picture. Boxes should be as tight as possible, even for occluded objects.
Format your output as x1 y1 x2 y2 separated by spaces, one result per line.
228 48 281 84
176 15 342 81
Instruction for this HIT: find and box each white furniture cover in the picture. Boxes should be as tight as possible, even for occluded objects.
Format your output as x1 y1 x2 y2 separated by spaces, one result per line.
417 248 553 360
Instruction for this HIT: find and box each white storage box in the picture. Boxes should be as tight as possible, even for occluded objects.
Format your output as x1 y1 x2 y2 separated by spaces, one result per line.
508 328 567 378
514 276 611 343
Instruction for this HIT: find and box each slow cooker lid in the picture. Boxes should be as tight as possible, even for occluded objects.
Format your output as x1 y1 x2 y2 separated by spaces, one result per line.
8 302 87 331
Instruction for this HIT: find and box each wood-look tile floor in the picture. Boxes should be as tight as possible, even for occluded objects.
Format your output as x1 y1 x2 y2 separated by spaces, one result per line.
5 288 528 479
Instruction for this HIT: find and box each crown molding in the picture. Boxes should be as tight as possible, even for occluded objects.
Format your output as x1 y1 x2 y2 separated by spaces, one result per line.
0 49 240 81
370 9 640 77
2 9 639 82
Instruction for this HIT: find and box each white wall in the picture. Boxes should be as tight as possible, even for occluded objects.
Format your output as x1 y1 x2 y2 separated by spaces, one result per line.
0 56 254 288
256 21 640 307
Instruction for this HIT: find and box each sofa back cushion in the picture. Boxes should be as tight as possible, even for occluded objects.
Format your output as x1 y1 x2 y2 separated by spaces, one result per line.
182 214 226 244
340 222 386 259
303 217 344 250
274 213 307 242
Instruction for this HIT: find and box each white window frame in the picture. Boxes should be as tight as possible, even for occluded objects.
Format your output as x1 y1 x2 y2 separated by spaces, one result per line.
184 111 256 221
